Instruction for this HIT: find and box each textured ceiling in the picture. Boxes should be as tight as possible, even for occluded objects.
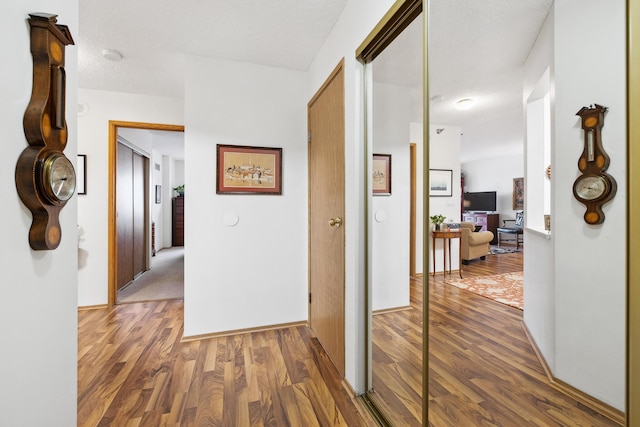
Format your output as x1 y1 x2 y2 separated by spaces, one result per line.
78 0 348 99
79 0 553 163
374 0 553 163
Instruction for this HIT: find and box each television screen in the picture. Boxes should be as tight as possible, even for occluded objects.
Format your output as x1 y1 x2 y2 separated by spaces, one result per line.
464 191 497 212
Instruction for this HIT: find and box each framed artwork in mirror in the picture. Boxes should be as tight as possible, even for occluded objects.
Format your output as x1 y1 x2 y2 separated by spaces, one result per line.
513 177 524 209
429 169 452 197
373 154 391 195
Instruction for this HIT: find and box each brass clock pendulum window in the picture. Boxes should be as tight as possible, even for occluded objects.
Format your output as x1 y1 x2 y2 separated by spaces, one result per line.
15 13 75 250
572 104 617 225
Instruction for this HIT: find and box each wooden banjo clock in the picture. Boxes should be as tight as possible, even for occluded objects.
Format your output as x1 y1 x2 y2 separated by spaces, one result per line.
572 104 617 225
15 13 75 250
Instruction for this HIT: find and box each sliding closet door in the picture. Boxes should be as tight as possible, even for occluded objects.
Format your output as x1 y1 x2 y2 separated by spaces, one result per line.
132 152 147 277
117 143 134 290
116 142 148 291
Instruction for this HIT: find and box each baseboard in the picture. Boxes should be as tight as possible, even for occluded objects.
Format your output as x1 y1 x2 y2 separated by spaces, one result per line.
372 305 411 315
77 304 108 311
521 322 625 426
181 320 307 342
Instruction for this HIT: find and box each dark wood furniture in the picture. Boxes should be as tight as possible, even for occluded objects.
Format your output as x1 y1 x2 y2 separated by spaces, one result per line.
172 197 184 246
432 229 462 278
462 212 499 245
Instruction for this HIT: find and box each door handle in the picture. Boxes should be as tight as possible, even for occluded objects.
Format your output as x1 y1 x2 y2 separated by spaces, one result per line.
328 217 343 227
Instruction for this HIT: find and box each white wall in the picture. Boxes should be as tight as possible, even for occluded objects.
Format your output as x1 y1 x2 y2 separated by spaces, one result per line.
1 3 78 425
553 0 626 409
412 123 462 275
523 1 626 410
522 3 557 381
183 56 308 336
427 125 463 273
162 155 176 248
462 153 524 221
76 89 183 306
151 150 164 252
306 0 398 392
372 83 411 311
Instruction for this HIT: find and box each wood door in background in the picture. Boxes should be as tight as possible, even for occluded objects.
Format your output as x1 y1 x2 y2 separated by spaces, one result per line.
308 60 345 375
116 142 148 291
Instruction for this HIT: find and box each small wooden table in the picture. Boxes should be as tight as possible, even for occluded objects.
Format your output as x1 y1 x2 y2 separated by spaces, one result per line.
432 229 462 278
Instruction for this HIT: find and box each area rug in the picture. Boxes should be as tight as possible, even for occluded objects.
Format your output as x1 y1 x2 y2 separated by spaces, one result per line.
445 271 523 310
490 245 520 255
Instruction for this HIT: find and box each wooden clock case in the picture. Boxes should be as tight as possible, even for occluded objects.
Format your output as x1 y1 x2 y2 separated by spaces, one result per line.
15 13 75 250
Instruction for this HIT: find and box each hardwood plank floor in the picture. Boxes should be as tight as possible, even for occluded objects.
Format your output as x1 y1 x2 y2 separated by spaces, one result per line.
371 249 621 426
80 249 620 426
78 302 369 426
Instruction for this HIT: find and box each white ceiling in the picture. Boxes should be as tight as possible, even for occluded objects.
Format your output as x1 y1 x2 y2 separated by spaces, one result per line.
78 0 348 99
373 0 553 163
79 0 553 163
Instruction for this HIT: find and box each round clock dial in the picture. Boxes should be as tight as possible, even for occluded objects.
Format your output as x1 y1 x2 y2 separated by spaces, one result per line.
41 152 76 203
574 174 607 201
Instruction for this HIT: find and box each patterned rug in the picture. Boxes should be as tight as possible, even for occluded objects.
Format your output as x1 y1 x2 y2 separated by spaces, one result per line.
445 271 523 310
490 245 520 255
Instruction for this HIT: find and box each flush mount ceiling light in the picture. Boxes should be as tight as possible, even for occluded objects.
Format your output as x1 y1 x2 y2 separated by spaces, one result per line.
454 98 475 110
102 48 123 61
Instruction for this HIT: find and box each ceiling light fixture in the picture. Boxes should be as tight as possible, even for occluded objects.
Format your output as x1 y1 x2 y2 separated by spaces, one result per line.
454 98 475 110
102 48 123 61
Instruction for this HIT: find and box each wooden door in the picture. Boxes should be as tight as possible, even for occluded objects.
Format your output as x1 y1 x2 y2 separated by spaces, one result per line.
116 142 148 291
132 152 147 277
308 61 345 375
117 143 134 290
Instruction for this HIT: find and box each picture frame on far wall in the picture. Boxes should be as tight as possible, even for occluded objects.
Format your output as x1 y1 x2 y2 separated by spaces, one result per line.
77 154 86 195
513 177 524 209
429 169 452 197
372 153 391 195
216 144 282 194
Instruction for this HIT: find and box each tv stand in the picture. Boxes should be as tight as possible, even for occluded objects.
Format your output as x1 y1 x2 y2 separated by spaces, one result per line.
463 212 499 245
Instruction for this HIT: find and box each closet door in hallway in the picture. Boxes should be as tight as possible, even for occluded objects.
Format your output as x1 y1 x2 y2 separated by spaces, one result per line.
117 142 148 290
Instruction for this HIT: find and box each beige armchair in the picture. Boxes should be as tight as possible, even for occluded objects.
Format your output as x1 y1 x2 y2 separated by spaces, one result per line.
460 222 493 264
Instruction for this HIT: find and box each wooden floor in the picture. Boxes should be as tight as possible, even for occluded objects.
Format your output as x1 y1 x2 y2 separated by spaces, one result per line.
79 249 620 426
371 249 621 426
78 303 369 426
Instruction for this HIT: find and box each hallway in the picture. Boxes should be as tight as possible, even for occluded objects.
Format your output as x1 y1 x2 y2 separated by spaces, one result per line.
118 247 184 303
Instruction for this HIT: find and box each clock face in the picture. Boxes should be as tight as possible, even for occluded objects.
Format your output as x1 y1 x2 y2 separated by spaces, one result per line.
41 153 76 203
574 174 607 201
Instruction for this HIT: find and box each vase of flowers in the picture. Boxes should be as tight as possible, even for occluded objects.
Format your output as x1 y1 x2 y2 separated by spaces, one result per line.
430 214 446 231
173 184 185 197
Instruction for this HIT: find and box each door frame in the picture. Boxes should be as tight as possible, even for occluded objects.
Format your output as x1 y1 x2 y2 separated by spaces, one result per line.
627 1 640 423
410 143 417 277
108 121 185 306
357 0 638 425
